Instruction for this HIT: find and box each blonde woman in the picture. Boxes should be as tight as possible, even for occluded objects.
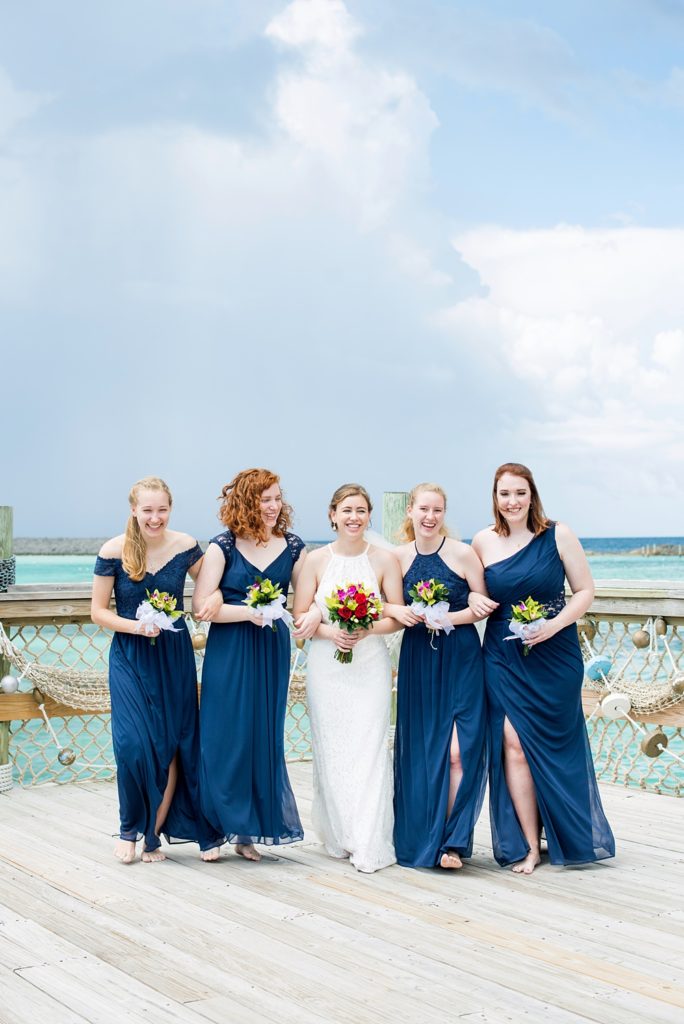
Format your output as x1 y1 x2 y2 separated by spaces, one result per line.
91 477 222 864
384 484 488 869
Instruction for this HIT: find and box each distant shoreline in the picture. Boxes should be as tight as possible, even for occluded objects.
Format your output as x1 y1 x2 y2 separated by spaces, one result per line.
11 537 684 557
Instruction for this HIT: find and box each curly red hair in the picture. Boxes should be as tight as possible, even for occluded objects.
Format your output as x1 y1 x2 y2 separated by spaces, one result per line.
218 468 292 543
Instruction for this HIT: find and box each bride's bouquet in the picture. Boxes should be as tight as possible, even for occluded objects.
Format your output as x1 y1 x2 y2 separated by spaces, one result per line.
244 577 294 631
325 582 383 664
135 589 186 645
408 578 453 649
505 596 547 656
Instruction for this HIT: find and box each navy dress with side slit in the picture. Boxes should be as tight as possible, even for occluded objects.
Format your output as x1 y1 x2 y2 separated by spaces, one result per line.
393 543 487 867
199 530 304 846
482 525 615 866
94 545 221 852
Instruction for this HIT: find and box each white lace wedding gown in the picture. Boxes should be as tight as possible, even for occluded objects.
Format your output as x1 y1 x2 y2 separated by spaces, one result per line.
306 544 396 873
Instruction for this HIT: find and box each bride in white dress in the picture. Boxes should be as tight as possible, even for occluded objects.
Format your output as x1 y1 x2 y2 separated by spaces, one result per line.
293 484 403 873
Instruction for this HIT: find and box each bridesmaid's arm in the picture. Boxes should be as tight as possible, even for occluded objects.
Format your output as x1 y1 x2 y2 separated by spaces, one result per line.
449 546 489 626
291 549 322 639
381 547 424 628
188 553 223 620
524 523 594 650
467 532 499 618
91 574 154 637
191 544 263 625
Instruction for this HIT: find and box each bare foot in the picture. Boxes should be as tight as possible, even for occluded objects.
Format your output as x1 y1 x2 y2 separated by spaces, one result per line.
440 850 463 870
141 848 166 863
113 839 136 864
511 851 541 875
200 847 221 862
235 843 261 862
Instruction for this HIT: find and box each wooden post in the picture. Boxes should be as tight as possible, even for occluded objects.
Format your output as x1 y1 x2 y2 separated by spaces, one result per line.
0 506 13 773
382 492 409 544
0 506 13 592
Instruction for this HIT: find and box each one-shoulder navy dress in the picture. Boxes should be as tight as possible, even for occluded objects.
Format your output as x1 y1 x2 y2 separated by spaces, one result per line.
394 544 488 867
94 545 221 852
483 525 615 866
199 531 304 846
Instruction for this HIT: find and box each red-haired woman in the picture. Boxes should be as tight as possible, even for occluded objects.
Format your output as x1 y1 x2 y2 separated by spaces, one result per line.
471 463 615 874
192 469 319 861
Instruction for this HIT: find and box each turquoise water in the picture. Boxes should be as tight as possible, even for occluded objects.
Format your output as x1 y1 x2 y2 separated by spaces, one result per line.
13 551 684 584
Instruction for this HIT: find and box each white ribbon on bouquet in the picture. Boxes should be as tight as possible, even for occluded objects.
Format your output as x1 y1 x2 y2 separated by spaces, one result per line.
254 594 294 630
505 617 546 644
135 601 183 636
410 600 454 636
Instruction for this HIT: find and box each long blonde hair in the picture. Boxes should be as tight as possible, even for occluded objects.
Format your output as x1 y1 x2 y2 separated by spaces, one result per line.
398 483 450 542
122 477 173 581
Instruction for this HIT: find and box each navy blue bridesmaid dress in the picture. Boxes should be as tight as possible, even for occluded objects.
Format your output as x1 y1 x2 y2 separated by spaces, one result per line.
394 543 488 867
94 545 220 852
199 530 304 846
483 525 615 866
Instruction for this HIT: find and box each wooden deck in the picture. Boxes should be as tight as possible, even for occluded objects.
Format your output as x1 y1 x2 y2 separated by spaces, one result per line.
1 765 683 1024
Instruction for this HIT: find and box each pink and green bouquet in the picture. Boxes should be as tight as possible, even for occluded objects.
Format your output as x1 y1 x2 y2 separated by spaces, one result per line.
325 582 383 663
506 596 546 656
244 577 293 631
135 589 185 644
408 578 453 647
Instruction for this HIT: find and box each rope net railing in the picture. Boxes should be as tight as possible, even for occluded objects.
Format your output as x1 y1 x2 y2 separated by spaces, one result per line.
1 612 682 794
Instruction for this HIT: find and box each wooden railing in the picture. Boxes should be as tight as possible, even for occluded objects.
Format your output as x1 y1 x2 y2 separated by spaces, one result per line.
1 580 683 793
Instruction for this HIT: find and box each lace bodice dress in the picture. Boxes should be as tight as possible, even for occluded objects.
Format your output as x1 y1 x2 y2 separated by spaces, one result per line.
94 544 220 852
198 530 304 846
305 544 396 873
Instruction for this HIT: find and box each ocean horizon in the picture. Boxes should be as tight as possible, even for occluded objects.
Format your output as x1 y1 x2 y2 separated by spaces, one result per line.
9 535 684 584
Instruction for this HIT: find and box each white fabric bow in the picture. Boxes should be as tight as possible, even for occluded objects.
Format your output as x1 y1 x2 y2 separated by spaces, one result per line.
410 600 454 635
135 601 182 635
256 594 294 630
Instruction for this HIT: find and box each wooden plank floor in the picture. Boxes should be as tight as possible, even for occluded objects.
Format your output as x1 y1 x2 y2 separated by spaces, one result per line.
1 765 683 1024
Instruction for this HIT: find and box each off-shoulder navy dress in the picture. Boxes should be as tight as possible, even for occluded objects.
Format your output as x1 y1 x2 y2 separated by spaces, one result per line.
394 543 488 867
94 545 220 852
483 525 615 866
199 531 304 846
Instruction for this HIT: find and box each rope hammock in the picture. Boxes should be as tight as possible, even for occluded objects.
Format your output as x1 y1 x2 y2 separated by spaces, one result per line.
0 623 111 711
0 623 311 712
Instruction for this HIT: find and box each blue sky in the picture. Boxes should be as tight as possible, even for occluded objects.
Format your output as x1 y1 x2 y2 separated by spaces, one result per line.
2 0 683 540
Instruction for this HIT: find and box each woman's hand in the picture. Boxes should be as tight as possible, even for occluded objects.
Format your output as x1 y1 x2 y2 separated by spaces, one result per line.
330 626 362 652
292 605 322 640
132 621 160 638
194 590 224 622
245 607 264 627
468 591 499 618
386 604 424 628
521 617 560 649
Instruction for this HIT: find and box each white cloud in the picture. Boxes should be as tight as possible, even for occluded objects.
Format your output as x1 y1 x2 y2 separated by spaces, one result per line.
444 225 684 461
266 0 438 228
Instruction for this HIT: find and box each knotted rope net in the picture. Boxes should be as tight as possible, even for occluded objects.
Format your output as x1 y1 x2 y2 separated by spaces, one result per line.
0 623 111 711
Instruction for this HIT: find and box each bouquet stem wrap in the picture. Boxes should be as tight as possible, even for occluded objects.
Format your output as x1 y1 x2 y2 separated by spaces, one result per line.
257 594 294 631
135 602 183 644
410 600 454 636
